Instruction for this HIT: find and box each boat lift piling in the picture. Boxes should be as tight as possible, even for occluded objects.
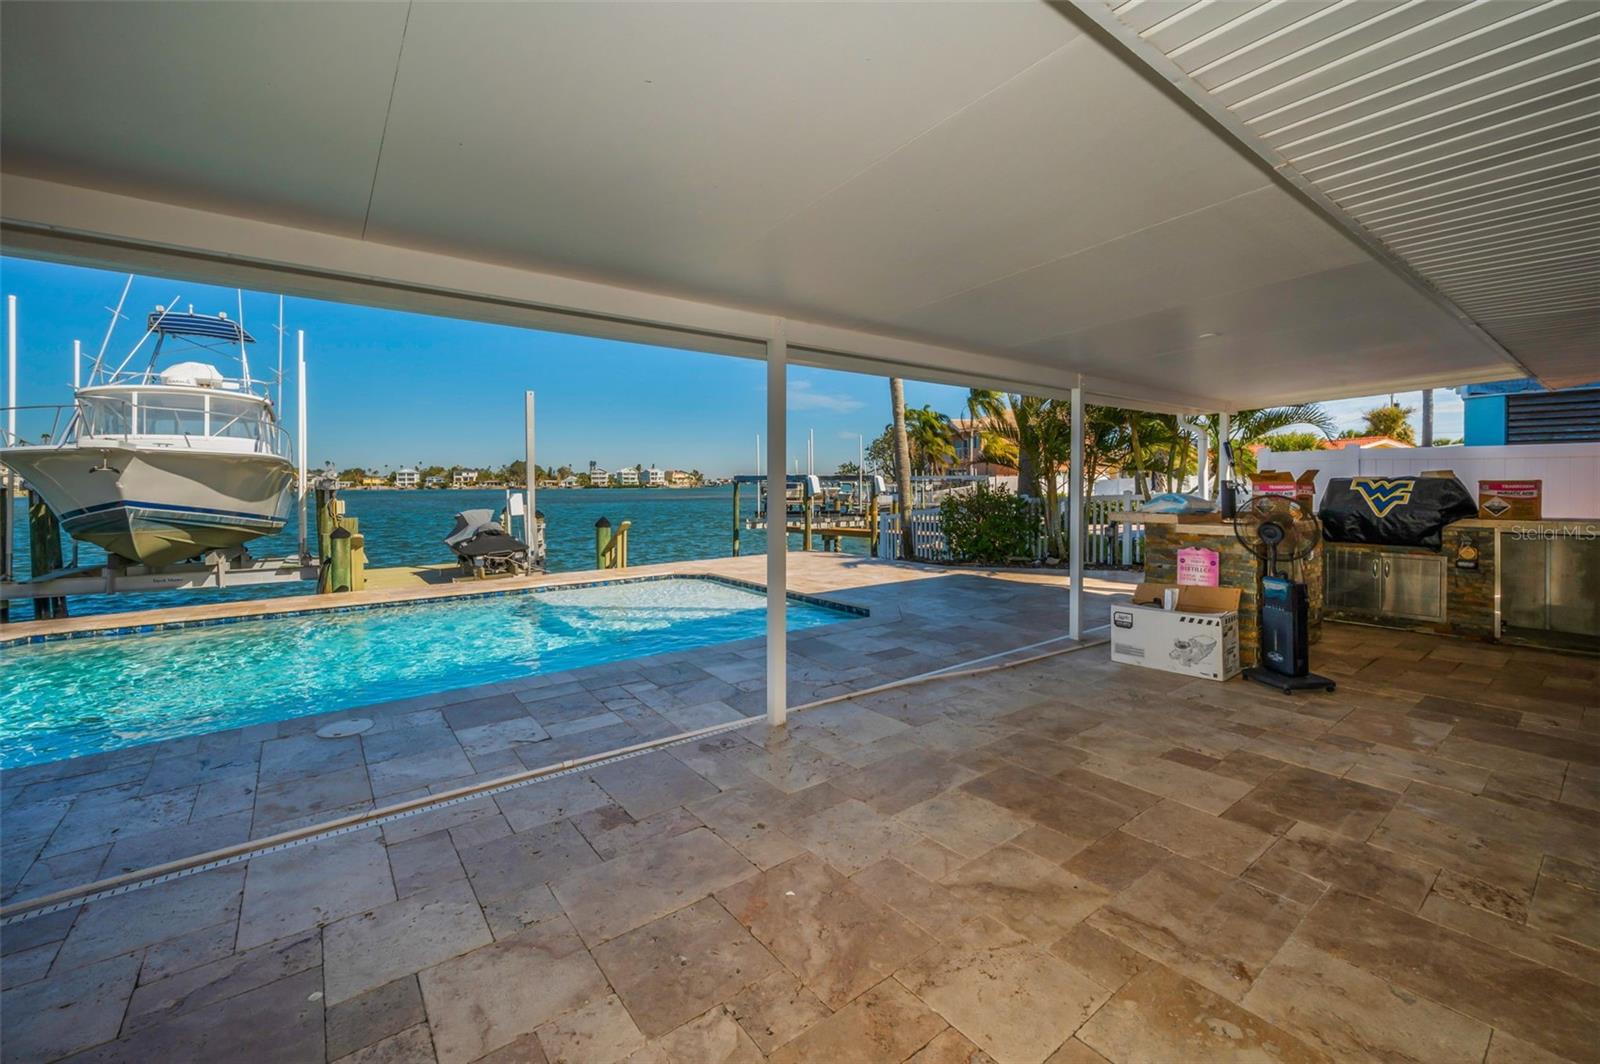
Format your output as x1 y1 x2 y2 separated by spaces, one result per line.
734 473 882 556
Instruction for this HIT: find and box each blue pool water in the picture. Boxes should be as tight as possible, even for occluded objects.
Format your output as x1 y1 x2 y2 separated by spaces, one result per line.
0 577 852 768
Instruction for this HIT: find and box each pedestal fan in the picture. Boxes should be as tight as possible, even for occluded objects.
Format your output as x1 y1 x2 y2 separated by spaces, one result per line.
1232 496 1336 694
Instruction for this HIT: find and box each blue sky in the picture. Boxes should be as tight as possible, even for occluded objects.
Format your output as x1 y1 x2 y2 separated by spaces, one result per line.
2 255 1463 474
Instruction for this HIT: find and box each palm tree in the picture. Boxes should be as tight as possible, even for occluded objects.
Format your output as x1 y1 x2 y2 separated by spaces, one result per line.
1200 405 1336 493
905 406 957 474
889 379 914 560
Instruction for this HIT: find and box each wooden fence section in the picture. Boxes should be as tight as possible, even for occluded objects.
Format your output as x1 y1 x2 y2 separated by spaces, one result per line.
876 493 1146 566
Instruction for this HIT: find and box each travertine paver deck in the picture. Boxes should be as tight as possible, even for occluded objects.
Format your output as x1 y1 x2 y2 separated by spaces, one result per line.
2 567 1597 1062
1 557 1130 911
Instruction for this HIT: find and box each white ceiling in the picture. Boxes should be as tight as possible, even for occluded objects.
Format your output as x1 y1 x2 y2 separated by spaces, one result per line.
0 1 1543 409
1089 0 1600 387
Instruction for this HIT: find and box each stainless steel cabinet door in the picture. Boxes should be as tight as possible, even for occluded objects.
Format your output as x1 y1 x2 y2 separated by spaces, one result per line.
1380 553 1446 622
1326 548 1381 613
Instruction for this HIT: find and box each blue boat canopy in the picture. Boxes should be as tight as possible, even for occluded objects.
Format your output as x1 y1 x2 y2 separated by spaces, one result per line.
147 310 255 344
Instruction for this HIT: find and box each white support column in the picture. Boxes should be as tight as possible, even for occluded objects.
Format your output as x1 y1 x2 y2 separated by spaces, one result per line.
525 390 537 557
1191 418 1208 496
1069 382 1085 641
765 322 788 728
296 331 308 562
1217 410 1232 500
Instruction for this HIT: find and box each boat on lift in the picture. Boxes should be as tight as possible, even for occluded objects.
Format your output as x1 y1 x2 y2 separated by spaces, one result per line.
0 303 296 567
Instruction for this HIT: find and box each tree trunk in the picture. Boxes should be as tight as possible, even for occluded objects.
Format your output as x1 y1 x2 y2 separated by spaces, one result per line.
1128 415 1148 497
1421 389 1434 447
890 378 915 561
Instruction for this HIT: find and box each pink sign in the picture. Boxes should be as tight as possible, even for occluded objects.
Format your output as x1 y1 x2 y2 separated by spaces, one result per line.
1176 547 1220 587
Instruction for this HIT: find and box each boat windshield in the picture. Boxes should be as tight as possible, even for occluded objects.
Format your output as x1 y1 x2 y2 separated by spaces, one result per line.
77 390 288 457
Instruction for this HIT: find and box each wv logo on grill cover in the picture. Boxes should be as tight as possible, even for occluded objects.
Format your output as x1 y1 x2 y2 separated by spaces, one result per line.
1352 478 1416 518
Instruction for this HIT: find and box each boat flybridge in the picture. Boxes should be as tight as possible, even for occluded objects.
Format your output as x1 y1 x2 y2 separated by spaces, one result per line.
1 305 297 568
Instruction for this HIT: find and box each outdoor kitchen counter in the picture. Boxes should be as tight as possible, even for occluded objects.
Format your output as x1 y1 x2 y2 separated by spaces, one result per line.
1138 513 1324 666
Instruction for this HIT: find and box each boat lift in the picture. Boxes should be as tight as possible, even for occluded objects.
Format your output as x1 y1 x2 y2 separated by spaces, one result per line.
734 472 884 555
1 294 320 622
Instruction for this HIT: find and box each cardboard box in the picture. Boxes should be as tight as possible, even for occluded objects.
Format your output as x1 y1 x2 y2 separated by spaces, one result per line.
1110 583 1242 681
1478 479 1542 520
1251 469 1317 514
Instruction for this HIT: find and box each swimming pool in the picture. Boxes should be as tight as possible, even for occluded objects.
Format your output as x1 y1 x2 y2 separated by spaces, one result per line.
0 576 856 768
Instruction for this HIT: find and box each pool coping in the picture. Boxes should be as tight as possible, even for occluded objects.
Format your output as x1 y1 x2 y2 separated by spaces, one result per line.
0 571 867 648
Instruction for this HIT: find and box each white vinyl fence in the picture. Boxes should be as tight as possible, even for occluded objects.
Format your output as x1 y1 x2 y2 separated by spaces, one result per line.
877 492 1146 566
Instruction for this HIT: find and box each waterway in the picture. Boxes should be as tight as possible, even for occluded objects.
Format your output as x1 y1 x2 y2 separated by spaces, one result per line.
5 486 870 619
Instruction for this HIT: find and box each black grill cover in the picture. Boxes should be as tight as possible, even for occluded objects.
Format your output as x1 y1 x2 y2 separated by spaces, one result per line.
1318 475 1477 550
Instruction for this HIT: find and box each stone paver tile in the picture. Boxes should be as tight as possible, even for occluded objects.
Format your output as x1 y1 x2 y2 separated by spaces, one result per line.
64 967 325 1064
1433 867 1530 922
454 716 551 761
909 1027 999 1063
1048 923 1150 993
474 1033 550 1064
725 970 832 1055
1087 854 1306 1003
588 752 719 820
1243 938 1491 1064
323 879 493 1005
1042 1038 1110 1064
897 942 1107 1064
961 768 1129 843
571 806 703 860
1528 872 1600 950
252 765 373 832
534 992 646 1064
368 747 476 799
1119 799 1272 876
893 836 975 882
1327 709 1451 753
420 919 608 1064
592 896 781 1038
0 940 58 990
941 845 1111 944
716 853 935 1009
387 831 468 898
381 796 504 846
786 798 923 875
1077 964 1328 1064
494 775 614 833
1368 807 1541 899
767 978 948 1064
1246 821 1438 911
125 927 320 1031
1296 889 1600 1063
1233 766 1398 840
99 809 251 878
54 864 245 970
326 975 427 1061
1418 890 1600 987
894 791 1030 859
42 789 196 857
238 829 395 950
482 883 566 942
0 952 139 1062
132 921 234 984
648 1005 763 1064
853 859 1026 949
688 784 807 870
1091 755 1253 816
1008 824 1091 866
552 827 755 946
832 749 975 816
1484 1030 1580 1064
331 1023 437 1064
458 818 600 904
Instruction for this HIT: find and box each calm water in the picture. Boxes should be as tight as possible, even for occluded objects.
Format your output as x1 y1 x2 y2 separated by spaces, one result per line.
0 577 850 767
5 487 870 619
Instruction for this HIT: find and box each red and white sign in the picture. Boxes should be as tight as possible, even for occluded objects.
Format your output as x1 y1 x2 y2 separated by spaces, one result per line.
1176 547 1220 587
1480 481 1539 497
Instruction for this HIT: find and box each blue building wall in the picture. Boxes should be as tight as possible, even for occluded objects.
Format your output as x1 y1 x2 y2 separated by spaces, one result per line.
1458 379 1600 445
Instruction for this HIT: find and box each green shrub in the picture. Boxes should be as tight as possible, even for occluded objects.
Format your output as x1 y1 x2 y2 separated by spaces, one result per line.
939 483 1035 564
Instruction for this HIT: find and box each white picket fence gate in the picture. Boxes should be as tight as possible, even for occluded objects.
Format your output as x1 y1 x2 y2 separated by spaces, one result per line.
876 492 1146 566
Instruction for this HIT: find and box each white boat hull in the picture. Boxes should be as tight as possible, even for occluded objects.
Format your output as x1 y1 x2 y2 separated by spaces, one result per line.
2 442 294 566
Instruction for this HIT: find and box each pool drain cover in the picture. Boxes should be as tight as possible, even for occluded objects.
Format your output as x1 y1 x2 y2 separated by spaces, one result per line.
317 719 374 738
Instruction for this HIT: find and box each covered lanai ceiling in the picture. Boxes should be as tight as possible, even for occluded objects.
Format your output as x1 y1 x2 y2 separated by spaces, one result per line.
1 1 1583 410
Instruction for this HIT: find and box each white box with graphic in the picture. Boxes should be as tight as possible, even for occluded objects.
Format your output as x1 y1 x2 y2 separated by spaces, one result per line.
1110 583 1241 682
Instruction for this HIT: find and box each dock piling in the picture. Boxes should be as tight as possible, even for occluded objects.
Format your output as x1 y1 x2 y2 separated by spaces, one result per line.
595 517 613 570
731 481 741 558
327 526 353 593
